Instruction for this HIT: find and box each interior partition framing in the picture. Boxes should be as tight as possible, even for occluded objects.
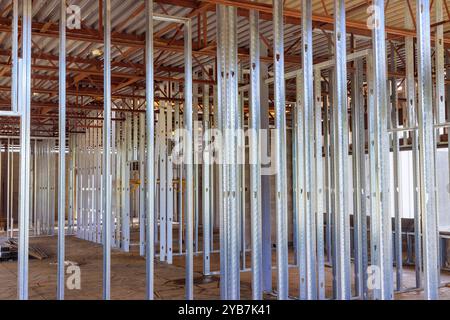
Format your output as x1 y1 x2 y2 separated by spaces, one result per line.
1 0 449 302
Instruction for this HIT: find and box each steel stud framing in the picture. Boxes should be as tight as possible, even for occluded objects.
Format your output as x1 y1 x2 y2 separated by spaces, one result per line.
416 0 439 300
273 0 289 300
1 0 448 302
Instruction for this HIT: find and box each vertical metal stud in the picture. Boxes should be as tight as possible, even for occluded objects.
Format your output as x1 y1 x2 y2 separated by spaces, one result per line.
202 72 211 275
68 136 74 235
145 0 155 300
102 0 112 300
57 0 66 300
184 17 194 300
227 6 240 300
296 72 306 299
370 0 393 300
434 1 444 283
97 126 102 243
249 6 263 300
176 87 184 255
333 0 351 300
216 5 227 298
11 0 18 113
139 112 146 256
404 7 422 289
159 105 167 260
122 116 131 252
435 0 445 127
273 0 289 300
18 0 32 300
7 138 10 237
351 58 368 299
193 79 200 254
416 0 439 300
167 100 174 264
389 46 402 291
302 0 317 299
314 70 325 300
260 42 272 296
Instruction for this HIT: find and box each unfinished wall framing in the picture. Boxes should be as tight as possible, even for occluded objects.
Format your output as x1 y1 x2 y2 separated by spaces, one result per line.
0 0 449 301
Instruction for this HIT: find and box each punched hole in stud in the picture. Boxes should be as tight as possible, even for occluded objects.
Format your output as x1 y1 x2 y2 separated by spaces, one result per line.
276 53 280 61
252 63 256 70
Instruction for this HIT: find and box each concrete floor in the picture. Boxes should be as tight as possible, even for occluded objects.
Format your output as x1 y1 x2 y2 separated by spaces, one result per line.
0 231 449 300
